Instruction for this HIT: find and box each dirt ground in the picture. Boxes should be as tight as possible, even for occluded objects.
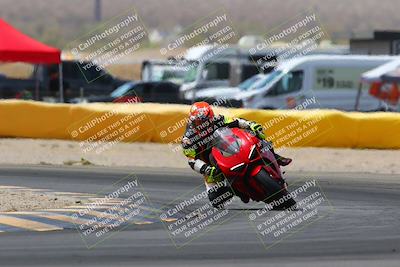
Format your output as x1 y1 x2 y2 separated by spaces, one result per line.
1 138 399 175
0 187 85 212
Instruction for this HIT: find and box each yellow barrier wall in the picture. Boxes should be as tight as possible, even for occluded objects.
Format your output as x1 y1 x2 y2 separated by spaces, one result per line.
0 100 399 149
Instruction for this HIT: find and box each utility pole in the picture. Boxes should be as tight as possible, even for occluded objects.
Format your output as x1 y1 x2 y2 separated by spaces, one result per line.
94 0 102 22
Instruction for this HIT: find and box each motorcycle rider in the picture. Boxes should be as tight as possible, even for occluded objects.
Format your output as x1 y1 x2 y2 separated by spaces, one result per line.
182 101 292 208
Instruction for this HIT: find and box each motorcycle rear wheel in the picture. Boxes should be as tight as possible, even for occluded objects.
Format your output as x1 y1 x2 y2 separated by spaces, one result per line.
253 169 296 210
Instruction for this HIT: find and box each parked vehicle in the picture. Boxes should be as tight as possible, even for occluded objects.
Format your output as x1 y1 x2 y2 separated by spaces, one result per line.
235 55 394 111
141 60 188 85
190 73 267 100
359 58 400 111
71 81 187 104
180 45 275 100
0 73 36 99
0 60 127 101
40 60 127 100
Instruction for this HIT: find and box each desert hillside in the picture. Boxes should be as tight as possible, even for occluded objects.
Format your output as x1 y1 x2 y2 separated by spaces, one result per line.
1 0 399 48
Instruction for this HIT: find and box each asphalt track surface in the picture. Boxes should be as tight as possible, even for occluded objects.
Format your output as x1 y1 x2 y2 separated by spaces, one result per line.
0 165 399 267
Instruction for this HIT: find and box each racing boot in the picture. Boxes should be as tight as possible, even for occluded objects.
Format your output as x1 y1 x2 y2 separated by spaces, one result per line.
233 190 250 204
239 195 250 204
275 154 292 166
261 140 292 166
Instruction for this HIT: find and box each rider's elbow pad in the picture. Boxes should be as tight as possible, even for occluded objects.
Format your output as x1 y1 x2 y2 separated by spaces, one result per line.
188 159 195 170
191 159 207 174
188 159 207 174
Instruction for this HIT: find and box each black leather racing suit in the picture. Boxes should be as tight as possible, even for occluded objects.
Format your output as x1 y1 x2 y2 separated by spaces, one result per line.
182 114 257 207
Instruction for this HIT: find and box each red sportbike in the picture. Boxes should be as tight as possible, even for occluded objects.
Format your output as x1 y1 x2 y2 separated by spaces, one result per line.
211 127 296 209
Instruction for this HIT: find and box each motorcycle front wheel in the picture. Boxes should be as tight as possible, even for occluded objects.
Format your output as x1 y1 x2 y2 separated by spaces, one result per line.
253 169 296 210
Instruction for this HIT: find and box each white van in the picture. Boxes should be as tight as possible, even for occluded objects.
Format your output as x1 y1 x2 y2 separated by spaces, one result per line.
180 45 275 100
236 55 395 111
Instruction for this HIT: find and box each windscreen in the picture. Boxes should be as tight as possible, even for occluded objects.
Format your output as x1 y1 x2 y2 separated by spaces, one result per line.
213 128 242 156
248 70 282 90
238 75 263 90
151 65 187 84
183 62 199 83
110 83 134 98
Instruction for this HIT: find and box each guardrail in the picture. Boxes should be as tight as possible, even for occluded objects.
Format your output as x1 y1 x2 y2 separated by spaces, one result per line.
0 100 399 149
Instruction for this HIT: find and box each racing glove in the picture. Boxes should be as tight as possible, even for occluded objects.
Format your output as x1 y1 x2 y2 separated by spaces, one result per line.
203 165 224 184
250 122 266 139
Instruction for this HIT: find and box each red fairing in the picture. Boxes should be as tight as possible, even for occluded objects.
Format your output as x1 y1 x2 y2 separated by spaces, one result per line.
211 128 284 201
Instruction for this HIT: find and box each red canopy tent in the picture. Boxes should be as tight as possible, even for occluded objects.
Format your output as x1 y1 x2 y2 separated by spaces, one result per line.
0 19 63 101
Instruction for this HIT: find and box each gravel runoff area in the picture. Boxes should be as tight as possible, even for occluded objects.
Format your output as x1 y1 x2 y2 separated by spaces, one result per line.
0 187 85 212
0 138 399 175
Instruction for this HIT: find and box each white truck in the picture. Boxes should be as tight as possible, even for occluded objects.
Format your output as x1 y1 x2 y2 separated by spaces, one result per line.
235 55 395 111
179 45 274 100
